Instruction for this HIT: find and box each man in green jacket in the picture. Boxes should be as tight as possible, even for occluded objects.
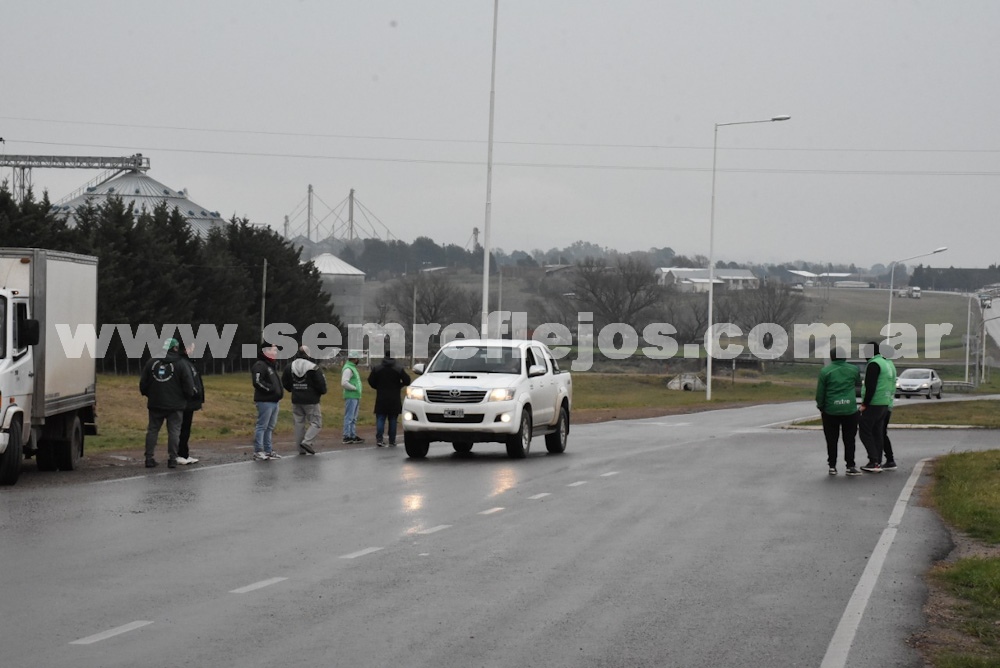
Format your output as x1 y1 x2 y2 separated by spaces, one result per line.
816 347 861 476
341 350 364 444
858 341 897 473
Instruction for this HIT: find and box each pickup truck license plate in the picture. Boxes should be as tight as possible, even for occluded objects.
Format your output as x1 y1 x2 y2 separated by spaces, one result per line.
444 408 464 418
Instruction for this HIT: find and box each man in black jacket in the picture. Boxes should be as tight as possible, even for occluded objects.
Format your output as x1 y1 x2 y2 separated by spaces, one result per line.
368 355 411 447
139 338 197 469
176 342 205 465
282 345 328 455
251 342 284 460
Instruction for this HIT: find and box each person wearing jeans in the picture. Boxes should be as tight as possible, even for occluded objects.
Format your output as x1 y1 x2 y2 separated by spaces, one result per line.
341 351 363 444
251 343 284 460
139 338 196 469
368 354 411 447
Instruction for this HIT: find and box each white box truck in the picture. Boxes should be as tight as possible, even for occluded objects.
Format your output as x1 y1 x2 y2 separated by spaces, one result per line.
0 248 98 485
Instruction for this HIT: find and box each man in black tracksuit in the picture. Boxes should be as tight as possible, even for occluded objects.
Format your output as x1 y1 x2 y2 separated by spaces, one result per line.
140 338 197 469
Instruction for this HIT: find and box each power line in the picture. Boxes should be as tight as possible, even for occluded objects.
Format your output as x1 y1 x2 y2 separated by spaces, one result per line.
8 139 1000 177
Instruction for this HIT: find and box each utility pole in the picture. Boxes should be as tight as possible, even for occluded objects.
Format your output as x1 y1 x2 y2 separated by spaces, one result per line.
307 184 313 242
349 188 356 241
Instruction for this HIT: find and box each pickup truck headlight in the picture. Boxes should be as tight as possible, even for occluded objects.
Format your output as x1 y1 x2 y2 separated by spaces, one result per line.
406 387 426 401
488 388 515 402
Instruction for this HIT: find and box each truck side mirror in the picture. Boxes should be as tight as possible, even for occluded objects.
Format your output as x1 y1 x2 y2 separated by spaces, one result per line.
22 319 40 347
528 364 547 378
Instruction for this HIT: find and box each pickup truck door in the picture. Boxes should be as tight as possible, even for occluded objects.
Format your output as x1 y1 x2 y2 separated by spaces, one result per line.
526 346 557 427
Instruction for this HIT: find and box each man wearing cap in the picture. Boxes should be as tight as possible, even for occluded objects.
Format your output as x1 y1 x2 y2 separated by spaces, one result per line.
815 347 861 476
139 338 197 469
341 351 364 444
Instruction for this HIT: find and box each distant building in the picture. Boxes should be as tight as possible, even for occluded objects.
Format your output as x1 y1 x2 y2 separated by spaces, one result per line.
53 171 227 237
311 253 365 327
655 267 759 292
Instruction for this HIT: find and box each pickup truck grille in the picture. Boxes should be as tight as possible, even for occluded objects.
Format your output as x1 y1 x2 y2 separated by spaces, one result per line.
426 413 485 424
425 390 487 404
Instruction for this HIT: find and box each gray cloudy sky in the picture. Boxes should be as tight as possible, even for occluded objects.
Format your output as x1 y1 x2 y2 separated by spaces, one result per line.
3 1 998 269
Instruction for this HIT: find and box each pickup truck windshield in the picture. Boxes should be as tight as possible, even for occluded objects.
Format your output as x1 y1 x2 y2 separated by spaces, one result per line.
426 346 522 374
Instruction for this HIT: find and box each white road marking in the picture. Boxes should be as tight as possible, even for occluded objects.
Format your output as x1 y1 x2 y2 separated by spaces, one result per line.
567 481 588 487
416 525 452 534
600 471 620 477
230 577 288 594
479 507 505 515
70 620 153 645
820 459 929 668
758 415 817 429
528 493 551 499
340 547 384 559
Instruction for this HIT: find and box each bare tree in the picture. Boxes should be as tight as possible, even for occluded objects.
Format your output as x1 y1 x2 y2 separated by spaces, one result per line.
570 256 663 328
725 283 806 332
379 272 459 330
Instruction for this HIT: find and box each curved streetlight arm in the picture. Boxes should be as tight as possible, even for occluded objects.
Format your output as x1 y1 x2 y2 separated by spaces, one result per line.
886 246 947 337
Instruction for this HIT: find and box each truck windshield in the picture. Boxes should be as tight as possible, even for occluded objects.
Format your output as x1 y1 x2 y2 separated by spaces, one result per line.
426 345 522 374
0 297 5 359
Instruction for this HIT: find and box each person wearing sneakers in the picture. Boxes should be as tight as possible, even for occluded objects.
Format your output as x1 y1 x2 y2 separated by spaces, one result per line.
176 342 205 465
858 341 897 473
341 350 364 444
367 353 410 447
881 353 899 470
251 342 285 460
815 346 861 476
139 338 197 469
282 345 327 455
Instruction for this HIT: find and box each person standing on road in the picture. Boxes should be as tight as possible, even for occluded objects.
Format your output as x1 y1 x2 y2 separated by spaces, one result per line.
251 342 284 460
282 345 327 455
858 341 897 473
139 338 197 469
341 350 364 444
881 353 898 470
368 354 410 447
815 346 861 476
176 342 205 465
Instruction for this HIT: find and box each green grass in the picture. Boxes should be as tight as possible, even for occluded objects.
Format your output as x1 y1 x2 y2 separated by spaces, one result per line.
933 451 1000 545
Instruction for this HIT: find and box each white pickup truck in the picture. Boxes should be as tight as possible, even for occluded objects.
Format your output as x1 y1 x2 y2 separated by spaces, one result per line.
401 339 572 459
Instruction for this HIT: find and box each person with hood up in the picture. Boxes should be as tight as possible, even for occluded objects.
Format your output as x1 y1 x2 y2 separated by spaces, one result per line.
368 354 411 447
251 342 284 460
139 338 197 469
281 345 328 455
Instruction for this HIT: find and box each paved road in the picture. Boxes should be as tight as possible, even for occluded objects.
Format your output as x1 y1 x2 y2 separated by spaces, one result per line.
2 401 995 668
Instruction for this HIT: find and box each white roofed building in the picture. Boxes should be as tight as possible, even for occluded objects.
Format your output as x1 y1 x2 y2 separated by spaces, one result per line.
655 267 759 293
312 253 365 327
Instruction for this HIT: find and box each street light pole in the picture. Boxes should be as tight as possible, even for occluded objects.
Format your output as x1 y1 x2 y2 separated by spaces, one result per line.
706 115 790 401
885 246 947 338
479 0 500 339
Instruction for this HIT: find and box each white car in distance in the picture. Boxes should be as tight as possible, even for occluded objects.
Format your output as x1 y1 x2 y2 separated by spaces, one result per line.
402 339 572 459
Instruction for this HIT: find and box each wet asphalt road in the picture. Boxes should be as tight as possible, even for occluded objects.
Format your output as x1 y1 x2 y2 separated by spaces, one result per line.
2 400 995 668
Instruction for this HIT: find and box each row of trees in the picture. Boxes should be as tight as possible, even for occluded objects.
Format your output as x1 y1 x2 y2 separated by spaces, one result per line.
0 187 340 371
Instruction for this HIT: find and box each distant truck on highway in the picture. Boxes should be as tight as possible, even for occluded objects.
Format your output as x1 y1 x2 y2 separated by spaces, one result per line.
0 249 98 485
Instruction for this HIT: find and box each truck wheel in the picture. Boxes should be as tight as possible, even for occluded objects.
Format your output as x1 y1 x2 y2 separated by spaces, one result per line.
506 409 532 459
452 442 474 454
36 441 58 472
405 435 429 459
56 415 84 471
0 419 23 485
545 405 569 454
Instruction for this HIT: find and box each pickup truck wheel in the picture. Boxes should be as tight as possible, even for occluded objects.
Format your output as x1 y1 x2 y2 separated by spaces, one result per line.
506 409 531 459
405 435 430 459
452 442 474 454
56 415 84 471
36 441 58 471
545 406 569 454
0 419 23 485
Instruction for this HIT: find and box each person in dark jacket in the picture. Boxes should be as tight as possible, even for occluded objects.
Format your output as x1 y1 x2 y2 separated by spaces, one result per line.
367 355 411 447
815 347 861 476
858 341 897 473
139 338 197 469
281 345 328 455
176 342 205 465
251 342 284 460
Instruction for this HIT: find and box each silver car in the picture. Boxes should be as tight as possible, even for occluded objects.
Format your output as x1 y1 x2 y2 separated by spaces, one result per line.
895 368 943 400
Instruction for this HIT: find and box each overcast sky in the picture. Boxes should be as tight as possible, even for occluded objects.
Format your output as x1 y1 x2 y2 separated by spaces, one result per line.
3 1 998 270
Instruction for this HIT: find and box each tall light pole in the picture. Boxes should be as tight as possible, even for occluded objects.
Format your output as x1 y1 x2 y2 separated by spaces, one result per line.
706 115 790 400
885 246 947 337
479 0 500 339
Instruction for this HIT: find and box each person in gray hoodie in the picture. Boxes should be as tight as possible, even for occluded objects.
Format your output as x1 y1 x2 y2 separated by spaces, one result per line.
281 345 328 455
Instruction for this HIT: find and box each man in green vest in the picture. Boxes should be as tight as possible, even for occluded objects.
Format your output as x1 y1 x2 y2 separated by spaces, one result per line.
341 350 364 444
815 347 861 476
858 341 897 473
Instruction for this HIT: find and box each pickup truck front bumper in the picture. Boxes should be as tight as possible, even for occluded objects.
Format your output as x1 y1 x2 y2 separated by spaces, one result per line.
402 399 520 443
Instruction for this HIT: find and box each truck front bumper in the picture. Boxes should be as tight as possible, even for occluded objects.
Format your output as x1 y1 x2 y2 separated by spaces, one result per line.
402 399 520 443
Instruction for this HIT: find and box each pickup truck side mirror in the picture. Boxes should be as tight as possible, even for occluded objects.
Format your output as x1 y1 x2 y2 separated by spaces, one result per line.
528 364 547 378
22 319 40 347
413 363 425 375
